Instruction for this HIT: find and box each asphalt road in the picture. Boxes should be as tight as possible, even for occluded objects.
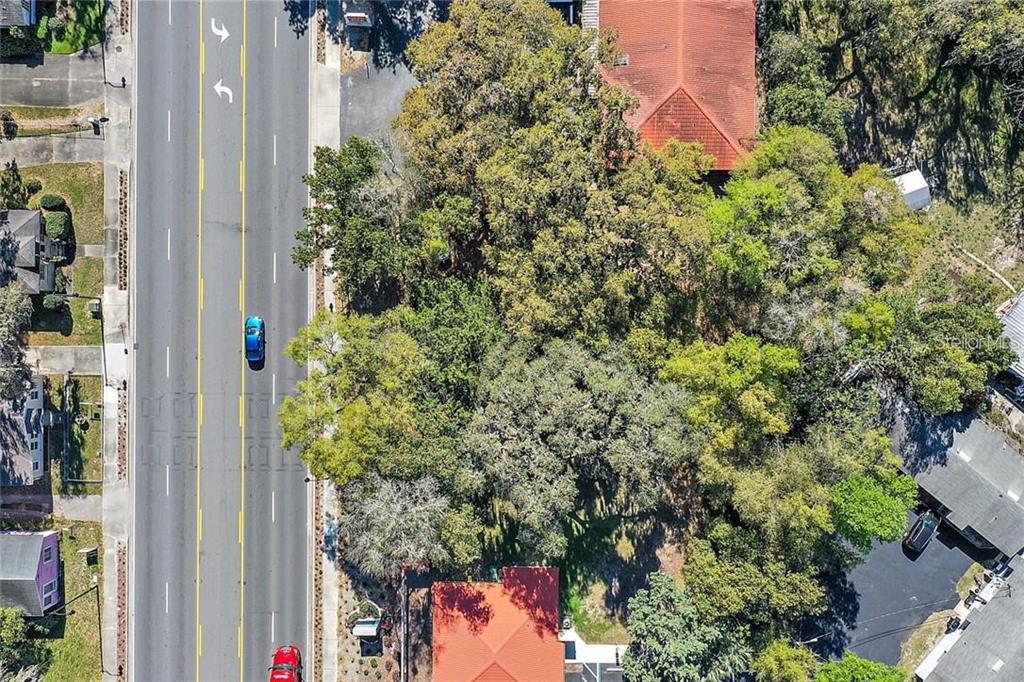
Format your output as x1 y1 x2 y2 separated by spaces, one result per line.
133 1 310 680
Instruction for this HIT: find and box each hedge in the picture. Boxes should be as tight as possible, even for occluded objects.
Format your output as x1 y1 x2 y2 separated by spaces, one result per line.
39 193 65 210
24 179 42 195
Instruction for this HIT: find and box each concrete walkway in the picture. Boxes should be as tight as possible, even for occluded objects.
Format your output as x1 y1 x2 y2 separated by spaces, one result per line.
99 3 133 678
561 627 626 665
0 48 105 106
0 132 105 165
0 491 102 521
25 345 103 375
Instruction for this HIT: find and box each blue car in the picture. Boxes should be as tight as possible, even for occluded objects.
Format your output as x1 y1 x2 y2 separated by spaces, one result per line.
245 316 265 363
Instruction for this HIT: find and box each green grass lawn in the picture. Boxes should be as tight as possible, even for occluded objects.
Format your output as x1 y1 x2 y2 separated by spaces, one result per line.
46 375 103 495
28 296 103 346
25 163 105 245
0 103 102 138
40 520 104 681
0 518 103 681
565 582 630 645
70 256 104 298
45 1 107 55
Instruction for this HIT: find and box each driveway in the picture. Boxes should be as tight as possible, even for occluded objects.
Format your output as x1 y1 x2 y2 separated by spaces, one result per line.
807 511 998 665
339 1 446 141
0 48 105 106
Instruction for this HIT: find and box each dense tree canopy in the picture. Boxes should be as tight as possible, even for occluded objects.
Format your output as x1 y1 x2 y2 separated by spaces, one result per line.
466 341 698 559
284 0 1017 669
623 572 752 682
0 282 33 400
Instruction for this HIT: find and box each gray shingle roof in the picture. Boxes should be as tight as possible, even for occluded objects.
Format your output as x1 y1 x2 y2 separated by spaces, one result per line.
928 557 1024 682
0 210 49 294
0 532 42 615
1001 294 1024 380
892 406 1024 557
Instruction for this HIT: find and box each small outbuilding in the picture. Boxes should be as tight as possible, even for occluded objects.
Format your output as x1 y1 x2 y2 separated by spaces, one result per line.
894 170 932 210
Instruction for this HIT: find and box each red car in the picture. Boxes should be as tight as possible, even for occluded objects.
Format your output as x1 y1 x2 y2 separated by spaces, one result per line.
268 645 302 682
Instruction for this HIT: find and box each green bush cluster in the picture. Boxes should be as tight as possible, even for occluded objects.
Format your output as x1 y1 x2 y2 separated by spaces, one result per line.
45 211 68 239
43 293 66 311
24 178 43 195
39 193 65 210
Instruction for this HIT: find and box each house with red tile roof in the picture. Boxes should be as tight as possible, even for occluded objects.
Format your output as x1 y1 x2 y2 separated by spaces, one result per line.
600 0 758 170
432 566 564 682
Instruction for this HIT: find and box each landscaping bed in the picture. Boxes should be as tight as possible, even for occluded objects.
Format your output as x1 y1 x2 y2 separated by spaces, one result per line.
0 102 103 139
40 0 108 55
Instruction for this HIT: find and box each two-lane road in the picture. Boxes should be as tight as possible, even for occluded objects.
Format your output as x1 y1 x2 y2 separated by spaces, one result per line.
133 1 310 679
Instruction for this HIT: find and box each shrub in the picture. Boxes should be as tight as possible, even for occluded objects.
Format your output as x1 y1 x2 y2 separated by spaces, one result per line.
45 212 68 239
43 293 66 310
48 16 65 39
39 193 65 210
0 109 14 141
24 178 42 195
36 15 49 40
0 26 41 58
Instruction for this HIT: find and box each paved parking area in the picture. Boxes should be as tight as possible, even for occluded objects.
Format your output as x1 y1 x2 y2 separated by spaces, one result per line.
0 49 105 106
808 511 997 665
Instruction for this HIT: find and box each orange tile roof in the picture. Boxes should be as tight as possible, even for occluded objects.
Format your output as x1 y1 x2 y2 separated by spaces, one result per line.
432 567 563 682
601 0 758 169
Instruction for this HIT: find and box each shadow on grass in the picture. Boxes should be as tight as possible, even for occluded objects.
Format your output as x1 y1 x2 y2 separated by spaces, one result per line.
30 299 74 336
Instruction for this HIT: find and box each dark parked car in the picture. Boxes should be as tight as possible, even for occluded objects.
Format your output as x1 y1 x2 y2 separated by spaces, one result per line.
904 511 940 552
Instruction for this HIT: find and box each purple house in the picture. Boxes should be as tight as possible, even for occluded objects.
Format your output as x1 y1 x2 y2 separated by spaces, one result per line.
0 530 61 616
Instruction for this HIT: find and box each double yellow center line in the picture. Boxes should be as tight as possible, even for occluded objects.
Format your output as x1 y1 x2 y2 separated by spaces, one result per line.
195 0 248 679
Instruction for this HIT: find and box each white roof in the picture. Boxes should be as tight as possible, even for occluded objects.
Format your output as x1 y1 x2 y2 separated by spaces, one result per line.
895 170 932 210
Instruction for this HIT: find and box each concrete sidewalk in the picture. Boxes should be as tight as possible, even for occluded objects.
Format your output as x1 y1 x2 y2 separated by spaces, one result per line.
0 48 105 106
25 345 103 375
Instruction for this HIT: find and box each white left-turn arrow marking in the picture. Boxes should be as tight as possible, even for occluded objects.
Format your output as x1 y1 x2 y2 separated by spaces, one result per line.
213 79 234 104
210 17 230 43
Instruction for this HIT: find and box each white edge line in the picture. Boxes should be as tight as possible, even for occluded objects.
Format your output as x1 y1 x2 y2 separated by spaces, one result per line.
166 228 171 261
271 490 276 523
165 582 169 613
167 110 171 141
273 251 277 283
273 134 277 166
271 372 276 405
165 463 169 496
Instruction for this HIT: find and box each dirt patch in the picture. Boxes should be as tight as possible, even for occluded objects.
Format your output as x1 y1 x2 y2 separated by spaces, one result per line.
407 587 432 682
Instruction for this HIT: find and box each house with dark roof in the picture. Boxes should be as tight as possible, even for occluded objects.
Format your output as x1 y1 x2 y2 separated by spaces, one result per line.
432 566 564 682
915 555 1024 681
599 0 757 170
0 530 61 617
0 0 35 27
0 209 61 294
891 405 1024 559
0 374 48 487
